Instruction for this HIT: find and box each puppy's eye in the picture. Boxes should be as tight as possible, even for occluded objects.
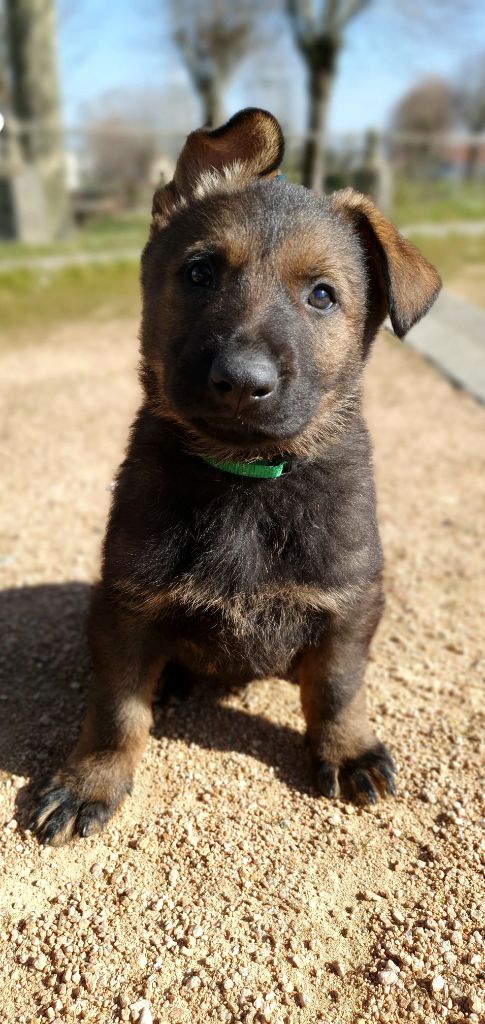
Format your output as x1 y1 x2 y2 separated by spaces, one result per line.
308 284 335 311
186 260 214 287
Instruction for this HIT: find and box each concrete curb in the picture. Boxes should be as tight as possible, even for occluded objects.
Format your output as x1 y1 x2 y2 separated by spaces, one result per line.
387 288 485 404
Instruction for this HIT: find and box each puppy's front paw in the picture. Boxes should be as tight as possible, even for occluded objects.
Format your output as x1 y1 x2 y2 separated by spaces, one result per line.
314 742 396 805
29 759 132 845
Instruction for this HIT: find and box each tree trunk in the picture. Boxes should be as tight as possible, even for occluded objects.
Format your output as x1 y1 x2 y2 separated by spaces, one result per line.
464 139 480 181
3 0 71 240
302 64 335 192
199 78 226 129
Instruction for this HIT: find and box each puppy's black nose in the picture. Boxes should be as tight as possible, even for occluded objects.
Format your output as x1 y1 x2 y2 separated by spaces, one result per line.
209 353 278 412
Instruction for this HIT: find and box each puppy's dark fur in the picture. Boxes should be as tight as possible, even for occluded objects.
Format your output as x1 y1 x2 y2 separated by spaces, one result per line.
31 109 441 844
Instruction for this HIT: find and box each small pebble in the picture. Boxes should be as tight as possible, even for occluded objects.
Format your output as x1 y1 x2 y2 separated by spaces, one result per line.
294 989 311 1007
465 995 483 1014
377 970 399 986
185 975 201 990
330 959 348 978
362 890 383 902
130 999 153 1024
81 972 96 993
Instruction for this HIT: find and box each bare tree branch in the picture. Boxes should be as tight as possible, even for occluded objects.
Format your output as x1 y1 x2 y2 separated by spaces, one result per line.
170 0 267 127
336 0 370 30
286 0 478 191
286 0 355 189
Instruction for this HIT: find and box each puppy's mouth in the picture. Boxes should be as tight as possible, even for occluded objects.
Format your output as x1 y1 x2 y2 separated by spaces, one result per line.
191 414 279 446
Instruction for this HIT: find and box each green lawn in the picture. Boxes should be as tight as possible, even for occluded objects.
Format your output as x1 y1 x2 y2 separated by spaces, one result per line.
1 193 485 345
3 231 483 345
1 180 483 264
408 229 485 273
0 213 149 264
407 230 485 309
392 179 485 227
0 260 141 344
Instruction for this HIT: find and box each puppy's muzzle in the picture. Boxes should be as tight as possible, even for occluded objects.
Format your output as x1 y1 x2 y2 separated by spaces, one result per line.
209 351 278 414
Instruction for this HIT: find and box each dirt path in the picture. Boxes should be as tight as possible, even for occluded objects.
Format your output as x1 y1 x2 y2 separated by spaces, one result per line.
0 321 483 1024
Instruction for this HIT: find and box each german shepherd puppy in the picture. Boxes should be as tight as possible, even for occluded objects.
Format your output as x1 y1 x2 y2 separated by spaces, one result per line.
31 109 441 844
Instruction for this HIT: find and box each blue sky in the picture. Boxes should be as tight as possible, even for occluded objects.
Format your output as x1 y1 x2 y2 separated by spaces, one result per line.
57 0 485 136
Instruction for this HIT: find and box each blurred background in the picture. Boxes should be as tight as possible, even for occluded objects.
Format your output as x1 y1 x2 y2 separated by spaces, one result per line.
0 0 484 337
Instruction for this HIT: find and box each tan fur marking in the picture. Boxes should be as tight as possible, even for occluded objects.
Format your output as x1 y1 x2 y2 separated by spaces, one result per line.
38 815 76 847
329 188 442 336
173 110 283 198
114 576 365 632
151 109 283 232
151 181 188 234
300 669 374 762
141 353 362 464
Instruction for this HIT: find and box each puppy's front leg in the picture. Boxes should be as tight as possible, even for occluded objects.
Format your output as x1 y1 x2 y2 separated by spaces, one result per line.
30 589 165 845
298 581 396 804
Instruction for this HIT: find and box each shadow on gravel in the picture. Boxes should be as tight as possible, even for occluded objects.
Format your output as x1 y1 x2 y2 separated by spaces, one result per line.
0 582 313 828
0 582 92 826
0 582 92 778
152 672 313 797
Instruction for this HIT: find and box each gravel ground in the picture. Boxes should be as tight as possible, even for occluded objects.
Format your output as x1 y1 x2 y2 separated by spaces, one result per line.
0 320 483 1024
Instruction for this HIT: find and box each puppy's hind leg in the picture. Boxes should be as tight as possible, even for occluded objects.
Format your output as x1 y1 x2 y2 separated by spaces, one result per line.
30 588 165 845
298 578 396 805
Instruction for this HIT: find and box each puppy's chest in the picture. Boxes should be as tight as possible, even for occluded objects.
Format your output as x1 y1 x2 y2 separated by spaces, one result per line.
115 496 363 676
158 516 334 675
120 500 351 632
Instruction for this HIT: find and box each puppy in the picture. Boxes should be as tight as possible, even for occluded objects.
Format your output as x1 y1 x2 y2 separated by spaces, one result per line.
31 109 441 844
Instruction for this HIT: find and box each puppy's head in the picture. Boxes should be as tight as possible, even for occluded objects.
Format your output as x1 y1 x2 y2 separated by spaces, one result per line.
141 108 441 459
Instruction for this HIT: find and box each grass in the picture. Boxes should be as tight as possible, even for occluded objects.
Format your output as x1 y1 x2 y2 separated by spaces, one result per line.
3 232 483 345
407 231 485 308
392 179 485 227
1 191 485 345
0 213 149 264
0 260 141 343
2 232 484 344
2 181 483 263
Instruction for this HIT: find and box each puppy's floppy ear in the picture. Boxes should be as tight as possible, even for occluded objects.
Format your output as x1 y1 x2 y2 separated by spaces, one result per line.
329 188 441 338
151 108 284 233
173 107 284 194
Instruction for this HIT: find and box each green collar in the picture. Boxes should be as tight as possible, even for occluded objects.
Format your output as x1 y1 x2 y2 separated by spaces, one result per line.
202 455 288 479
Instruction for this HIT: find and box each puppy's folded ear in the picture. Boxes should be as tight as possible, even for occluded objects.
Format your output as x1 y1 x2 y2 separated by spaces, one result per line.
329 188 441 338
151 108 284 233
174 107 284 194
